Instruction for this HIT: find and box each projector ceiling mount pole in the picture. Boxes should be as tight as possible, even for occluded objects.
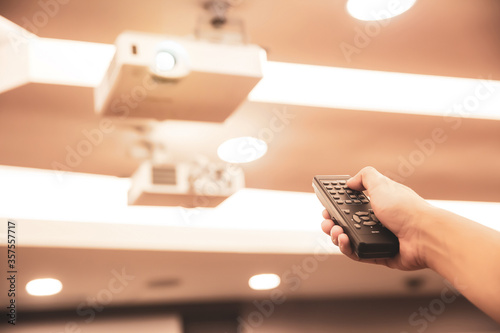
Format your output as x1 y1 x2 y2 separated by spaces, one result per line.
204 0 231 28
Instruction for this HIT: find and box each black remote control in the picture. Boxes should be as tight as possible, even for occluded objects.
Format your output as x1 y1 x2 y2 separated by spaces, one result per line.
313 175 399 259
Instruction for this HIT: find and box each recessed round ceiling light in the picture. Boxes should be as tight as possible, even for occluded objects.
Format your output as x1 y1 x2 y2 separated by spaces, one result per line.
346 0 417 21
248 273 281 290
155 51 177 72
26 278 63 296
217 137 268 163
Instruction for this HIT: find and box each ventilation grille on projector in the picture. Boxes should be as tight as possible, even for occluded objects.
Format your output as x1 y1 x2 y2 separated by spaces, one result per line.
152 166 177 185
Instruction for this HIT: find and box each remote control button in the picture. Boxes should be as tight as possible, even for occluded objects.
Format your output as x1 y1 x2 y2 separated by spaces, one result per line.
353 200 361 204
360 216 370 221
356 211 370 216
322 181 330 185
326 186 333 190
345 200 352 204
361 199 370 204
354 223 361 229
339 180 346 185
333 195 340 200
338 190 345 195
336 200 344 204
371 230 380 234
335 186 342 190
342 209 350 214
349 194 356 199
363 221 377 226
346 189 353 194
329 190 336 195
353 215 361 223
331 181 338 185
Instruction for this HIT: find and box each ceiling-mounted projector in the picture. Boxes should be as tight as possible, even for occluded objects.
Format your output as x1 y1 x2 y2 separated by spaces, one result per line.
94 31 266 122
128 161 245 208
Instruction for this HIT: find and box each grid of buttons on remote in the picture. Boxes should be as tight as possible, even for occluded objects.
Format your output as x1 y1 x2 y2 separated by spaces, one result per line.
321 180 384 233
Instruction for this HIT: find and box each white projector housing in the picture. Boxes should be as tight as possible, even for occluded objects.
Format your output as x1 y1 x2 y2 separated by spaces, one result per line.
128 161 245 208
95 31 266 122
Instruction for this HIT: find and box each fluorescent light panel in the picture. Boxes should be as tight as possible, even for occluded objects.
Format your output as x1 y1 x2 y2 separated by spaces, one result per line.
29 38 115 87
0 166 498 233
248 61 500 120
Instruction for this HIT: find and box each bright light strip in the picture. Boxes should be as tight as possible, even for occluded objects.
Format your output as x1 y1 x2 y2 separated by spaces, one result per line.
217 136 268 163
346 0 417 21
29 37 115 87
248 273 281 290
26 278 62 296
249 61 500 120
0 166 498 233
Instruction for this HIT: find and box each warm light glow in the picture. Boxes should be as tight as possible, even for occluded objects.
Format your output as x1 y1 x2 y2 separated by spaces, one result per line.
217 137 268 163
249 61 500 120
346 0 417 21
249 273 281 290
26 278 62 296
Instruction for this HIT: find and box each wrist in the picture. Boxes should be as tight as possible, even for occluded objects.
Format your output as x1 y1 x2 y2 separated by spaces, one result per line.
414 204 449 271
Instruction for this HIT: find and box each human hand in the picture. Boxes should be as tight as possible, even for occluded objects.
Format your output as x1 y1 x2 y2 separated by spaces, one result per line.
321 166 434 270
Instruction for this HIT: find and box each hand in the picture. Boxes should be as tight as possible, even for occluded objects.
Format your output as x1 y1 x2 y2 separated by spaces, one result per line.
320 166 434 270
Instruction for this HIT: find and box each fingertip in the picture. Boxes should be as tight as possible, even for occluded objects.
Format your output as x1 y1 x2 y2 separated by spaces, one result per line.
321 219 334 235
338 233 353 256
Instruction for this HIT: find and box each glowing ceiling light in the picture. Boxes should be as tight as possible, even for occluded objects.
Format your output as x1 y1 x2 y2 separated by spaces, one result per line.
248 273 281 290
26 278 63 296
29 38 115 87
248 61 500 120
346 0 417 21
217 137 268 163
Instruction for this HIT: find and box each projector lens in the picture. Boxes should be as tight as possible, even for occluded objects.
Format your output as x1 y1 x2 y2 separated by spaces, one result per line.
155 51 176 72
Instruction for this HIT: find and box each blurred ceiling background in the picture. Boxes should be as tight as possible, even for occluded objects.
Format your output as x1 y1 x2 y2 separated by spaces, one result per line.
1 0 500 331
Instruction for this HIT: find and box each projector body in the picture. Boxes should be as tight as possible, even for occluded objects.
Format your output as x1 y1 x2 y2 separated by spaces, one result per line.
128 161 245 208
95 31 265 122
